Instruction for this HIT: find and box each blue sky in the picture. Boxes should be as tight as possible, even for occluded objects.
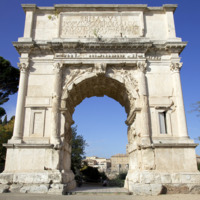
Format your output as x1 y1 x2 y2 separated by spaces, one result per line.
1 0 200 158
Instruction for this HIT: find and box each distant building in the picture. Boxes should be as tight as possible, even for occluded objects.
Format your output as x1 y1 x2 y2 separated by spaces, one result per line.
82 156 111 172
111 154 129 172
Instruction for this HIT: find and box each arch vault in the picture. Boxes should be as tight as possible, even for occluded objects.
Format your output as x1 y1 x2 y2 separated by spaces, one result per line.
0 4 200 195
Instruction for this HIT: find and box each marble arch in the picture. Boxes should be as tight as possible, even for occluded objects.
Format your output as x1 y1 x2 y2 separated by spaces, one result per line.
0 4 200 195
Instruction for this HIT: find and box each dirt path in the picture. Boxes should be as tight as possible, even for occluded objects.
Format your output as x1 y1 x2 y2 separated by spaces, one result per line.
0 193 200 200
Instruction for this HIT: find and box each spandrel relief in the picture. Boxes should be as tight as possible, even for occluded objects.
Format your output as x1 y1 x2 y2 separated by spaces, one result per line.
62 65 93 90
108 66 139 114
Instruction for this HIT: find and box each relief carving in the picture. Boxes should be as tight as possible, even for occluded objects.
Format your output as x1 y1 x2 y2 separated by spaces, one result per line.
128 123 137 144
63 65 93 91
108 66 139 117
94 63 107 75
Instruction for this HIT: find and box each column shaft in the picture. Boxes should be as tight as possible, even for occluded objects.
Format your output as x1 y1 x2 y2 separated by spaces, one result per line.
51 62 63 145
11 63 29 142
137 61 150 138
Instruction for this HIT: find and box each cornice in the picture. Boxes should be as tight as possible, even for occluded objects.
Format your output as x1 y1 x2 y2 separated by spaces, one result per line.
13 40 187 55
21 4 177 13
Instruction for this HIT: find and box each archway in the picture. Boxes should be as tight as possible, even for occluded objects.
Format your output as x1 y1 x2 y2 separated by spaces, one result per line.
1 4 199 195
59 65 138 184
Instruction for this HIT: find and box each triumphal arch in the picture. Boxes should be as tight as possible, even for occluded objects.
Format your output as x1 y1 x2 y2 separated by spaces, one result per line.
0 4 200 195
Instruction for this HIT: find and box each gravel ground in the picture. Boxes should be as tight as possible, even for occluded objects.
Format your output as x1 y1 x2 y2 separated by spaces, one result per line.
0 193 200 200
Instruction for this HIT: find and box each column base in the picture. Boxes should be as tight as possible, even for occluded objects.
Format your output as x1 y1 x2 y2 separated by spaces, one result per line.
0 170 76 194
8 138 22 144
125 170 200 195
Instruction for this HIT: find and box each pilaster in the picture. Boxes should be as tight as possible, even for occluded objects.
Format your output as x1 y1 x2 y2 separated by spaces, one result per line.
22 4 36 39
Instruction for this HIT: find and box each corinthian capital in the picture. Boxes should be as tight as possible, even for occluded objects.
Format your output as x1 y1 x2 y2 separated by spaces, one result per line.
17 62 29 72
170 62 183 72
137 61 147 73
53 62 63 73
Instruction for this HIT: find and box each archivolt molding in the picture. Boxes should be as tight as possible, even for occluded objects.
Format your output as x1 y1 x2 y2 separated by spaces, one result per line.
61 64 140 120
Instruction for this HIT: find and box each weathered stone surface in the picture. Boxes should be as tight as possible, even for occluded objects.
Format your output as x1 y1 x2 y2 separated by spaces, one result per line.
0 184 9 193
140 171 155 184
164 184 189 194
0 173 13 184
13 172 49 184
161 174 172 184
190 185 200 194
9 184 23 193
150 184 163 195
20 184 49 193
131 184 152 195
48 183 67 195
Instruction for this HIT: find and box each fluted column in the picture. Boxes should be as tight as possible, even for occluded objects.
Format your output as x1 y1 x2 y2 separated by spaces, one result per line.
51 62 63 146
137 61 150 139
170 62 188 138
10 62 29 143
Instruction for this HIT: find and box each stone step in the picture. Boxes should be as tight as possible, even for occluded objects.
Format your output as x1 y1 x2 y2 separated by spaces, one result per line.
69 186 130 195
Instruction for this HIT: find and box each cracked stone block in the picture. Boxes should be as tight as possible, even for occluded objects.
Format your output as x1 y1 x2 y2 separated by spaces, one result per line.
190 185 200 194
0 184 9 193
20 184 49 193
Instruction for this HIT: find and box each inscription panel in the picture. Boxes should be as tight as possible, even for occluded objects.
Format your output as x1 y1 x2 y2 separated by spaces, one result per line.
60 12 143 38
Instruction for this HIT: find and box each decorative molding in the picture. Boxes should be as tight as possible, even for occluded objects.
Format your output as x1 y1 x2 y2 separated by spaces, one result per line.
29 108 46 137
13 41 187 55
3 144 53 149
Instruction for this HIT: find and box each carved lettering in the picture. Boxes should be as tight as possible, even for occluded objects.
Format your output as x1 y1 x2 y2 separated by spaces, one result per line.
60 14 142 38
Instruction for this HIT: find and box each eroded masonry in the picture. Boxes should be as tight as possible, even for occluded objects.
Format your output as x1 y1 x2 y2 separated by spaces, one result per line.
0 4 200 195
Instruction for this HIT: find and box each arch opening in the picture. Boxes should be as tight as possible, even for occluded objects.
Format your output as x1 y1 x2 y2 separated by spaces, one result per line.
60 73 138 184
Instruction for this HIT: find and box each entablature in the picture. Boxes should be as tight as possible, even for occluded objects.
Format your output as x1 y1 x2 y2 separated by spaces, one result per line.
13 40 187 56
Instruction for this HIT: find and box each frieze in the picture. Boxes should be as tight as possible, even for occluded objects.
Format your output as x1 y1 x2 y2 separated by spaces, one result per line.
60 13 143 38
146 56 161 61
55 53 143 59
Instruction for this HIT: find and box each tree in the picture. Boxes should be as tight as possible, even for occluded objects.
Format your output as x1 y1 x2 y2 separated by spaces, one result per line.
2 115 7 126
71 126 87 172
0 56 19 119
0 108 6 121
0 116 14 164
